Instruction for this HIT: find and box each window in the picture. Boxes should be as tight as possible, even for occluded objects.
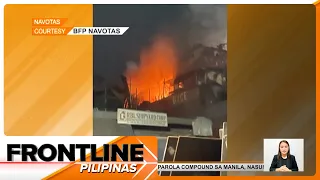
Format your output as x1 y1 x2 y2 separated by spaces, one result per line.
178 82 184 89
197 73 206 85
174 81 184 90
207 71 216 81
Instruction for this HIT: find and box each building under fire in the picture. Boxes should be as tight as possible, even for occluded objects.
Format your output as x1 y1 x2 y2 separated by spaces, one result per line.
93 43 227 137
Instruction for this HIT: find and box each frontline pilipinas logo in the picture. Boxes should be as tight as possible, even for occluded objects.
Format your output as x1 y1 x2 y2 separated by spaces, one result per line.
31 18 129 36
6 136 158 179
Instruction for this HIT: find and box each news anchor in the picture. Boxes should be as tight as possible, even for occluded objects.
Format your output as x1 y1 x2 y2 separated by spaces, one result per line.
269 140 299 172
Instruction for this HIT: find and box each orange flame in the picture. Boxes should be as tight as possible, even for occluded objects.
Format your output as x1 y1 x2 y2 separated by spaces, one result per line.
125 36 178 103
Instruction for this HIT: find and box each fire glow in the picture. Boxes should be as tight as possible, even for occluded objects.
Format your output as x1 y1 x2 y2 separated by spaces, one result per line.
125 36 178 103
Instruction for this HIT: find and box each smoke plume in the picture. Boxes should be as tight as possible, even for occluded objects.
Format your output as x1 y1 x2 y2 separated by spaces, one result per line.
187 5 227 47
124 5 228 102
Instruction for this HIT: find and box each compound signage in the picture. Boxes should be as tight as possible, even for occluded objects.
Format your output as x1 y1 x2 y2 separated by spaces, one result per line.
117 108 168 127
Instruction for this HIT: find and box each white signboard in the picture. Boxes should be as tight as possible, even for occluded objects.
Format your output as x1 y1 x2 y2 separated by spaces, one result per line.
117 108 168 127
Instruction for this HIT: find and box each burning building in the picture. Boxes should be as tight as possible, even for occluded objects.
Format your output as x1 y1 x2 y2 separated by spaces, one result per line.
125 36 178 104
94 42 227 110
135 43 227 120
93 37 227 134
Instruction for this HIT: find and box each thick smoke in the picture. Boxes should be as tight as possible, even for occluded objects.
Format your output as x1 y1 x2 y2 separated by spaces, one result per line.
94 5 227 95
187 5 227 47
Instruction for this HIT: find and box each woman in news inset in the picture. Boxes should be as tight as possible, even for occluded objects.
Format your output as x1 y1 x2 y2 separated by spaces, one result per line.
269 140 299 172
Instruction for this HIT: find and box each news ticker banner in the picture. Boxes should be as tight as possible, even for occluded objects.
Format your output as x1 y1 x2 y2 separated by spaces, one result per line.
76 162 265 173
1 136 266 179
32 18 129 36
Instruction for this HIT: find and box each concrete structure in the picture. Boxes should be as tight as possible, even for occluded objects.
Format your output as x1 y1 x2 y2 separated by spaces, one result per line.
93 110 224 162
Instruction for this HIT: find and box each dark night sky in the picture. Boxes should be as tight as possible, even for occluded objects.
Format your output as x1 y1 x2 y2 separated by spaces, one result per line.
93 5 227 87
